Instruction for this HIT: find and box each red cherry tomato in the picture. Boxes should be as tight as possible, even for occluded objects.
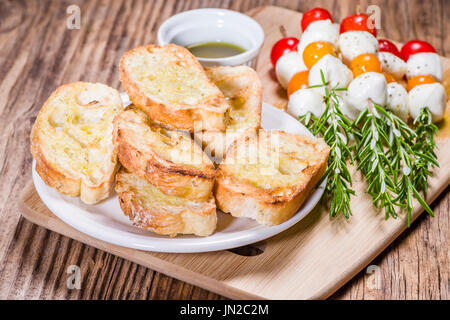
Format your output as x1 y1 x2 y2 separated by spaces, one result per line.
301 8 333 32
400 40 437 62
378 39 401 59
270 37 299 67
340 13 377 37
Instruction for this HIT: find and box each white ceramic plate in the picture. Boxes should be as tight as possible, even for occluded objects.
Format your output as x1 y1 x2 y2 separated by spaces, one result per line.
33 101 326 253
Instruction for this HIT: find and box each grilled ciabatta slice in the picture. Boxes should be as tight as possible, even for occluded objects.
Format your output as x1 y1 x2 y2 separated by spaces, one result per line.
30 82 123 204
198 66 262 160
120 44 229 132
215 131 330 225
113 107 215 201
115 168 217 237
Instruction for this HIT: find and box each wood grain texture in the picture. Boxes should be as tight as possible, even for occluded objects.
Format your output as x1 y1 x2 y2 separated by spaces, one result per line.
0 0 448 300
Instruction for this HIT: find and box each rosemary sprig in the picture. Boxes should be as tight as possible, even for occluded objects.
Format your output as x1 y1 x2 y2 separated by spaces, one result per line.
352 104 399 219
412 108 439 196
381 108 433 226
299 72 355 218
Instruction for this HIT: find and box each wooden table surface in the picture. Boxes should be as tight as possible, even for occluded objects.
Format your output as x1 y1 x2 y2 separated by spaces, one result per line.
0 0 448 300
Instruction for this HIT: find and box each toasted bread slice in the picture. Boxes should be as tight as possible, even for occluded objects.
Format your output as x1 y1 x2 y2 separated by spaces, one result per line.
113 107 215 201
30 82 123 204
197 66 262 160
214 131 330 225
120 44 229 132
116 168 217 237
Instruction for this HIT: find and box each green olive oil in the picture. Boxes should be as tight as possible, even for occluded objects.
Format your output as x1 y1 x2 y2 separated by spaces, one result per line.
186 42 245 58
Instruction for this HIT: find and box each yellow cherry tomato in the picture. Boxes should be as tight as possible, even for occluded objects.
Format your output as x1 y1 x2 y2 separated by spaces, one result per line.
407 75 438 91
302 41 336 69
350 53 382 78
383 72 396 84
287 70 309 97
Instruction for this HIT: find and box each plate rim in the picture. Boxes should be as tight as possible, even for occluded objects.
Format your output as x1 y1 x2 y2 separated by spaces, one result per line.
32 102 326 253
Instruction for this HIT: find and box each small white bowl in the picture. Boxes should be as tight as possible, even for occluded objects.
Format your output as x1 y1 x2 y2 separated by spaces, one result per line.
157 8 264 67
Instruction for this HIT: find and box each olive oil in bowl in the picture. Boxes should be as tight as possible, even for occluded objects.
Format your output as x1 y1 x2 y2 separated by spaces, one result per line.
186 42 246 59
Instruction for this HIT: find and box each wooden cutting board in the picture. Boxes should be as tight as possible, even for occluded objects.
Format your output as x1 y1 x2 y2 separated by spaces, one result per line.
19 6 450 300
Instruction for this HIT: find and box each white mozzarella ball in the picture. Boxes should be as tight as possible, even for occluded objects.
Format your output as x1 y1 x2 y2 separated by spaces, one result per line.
386 82 409 122
308 54 353 95
287 88 325 118
338 31 379 64
378 52 407 80
297 20 339 57
275 51 307 89
347 72 387 111
406 52 442 81
335 91 360 121
409 83 446 122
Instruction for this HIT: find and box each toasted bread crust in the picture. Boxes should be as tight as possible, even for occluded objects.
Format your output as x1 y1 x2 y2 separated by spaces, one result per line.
113 107 216 201
30 82 122 204
199 66 262 160
116 169 217 237
214 159 327 225
214 131 330 225
31 138 81 196
120 44 229 132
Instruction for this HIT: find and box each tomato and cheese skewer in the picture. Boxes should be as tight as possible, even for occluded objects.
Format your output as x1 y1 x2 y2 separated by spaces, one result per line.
297 8 338 56
338 13 406 111
275 51 307 88
401 40 446 122
285 8 340 118
344 37 405 121
338 15 390 118
279 9 339 98
289 10 357 117
291 9 339 95
272 7 336 90
338 13 378 65
403 40 442 87
297 19 340 59
355 40 409 119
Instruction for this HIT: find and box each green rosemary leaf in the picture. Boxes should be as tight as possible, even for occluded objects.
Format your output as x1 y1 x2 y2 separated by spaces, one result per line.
299 70 356 218
412 108 439 197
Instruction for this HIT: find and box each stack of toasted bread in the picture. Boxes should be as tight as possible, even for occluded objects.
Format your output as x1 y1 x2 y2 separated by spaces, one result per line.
30 44 330 237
